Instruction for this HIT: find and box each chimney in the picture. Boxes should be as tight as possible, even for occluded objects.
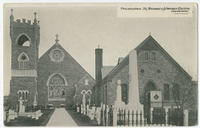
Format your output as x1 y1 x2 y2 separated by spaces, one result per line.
95 47 103 106
95 48 103 83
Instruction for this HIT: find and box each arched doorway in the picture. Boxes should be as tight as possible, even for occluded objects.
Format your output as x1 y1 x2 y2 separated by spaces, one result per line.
47 73 67 102
144 80 157 123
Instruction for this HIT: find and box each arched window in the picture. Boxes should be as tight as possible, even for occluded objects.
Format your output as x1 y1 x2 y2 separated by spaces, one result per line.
121 84 128 104
47 73 67 101
16 34 31 47
164 84 170 100
18 52 29 69
172 83 180 101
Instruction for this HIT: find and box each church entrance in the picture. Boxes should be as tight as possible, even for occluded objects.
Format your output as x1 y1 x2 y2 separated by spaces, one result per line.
47 73 67 104
144 81 156 124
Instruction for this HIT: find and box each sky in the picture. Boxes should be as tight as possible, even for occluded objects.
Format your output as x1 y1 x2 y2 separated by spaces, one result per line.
3 3 198 96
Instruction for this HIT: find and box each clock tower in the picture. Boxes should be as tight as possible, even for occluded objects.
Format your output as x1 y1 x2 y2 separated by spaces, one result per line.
9 9 40 107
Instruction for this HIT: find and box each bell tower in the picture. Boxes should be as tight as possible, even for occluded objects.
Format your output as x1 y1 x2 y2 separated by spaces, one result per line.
9 9 40 107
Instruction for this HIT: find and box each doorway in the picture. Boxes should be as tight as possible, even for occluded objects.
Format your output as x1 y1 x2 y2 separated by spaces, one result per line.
144 81 156 124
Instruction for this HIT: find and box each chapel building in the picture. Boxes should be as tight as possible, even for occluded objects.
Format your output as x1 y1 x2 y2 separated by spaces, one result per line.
94 35 196 121
9 10 95 107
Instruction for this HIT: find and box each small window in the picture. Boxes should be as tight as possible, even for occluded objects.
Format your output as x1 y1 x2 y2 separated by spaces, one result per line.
17 34 31 47
152 52 156 61
164 84 170 100
172 84 180 100
145 52 149 60
85 79 89 85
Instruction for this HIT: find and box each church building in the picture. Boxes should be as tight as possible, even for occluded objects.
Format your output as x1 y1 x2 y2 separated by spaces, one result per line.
94 35 196 122
8 10 95 108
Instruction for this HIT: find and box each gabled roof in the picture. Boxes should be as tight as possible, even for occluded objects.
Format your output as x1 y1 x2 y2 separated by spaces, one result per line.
102 55 129 84
102 35 192 83
39 42 95 81
135 35 192 80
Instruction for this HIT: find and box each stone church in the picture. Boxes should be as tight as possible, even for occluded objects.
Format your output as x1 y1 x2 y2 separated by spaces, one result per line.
94 35 196 121
8 10 95 108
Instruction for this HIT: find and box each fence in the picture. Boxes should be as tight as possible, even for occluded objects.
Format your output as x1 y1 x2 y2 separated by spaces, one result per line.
76 104 189 126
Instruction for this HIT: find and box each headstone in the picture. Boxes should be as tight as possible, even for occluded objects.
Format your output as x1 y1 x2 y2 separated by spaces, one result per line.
184 109 189 126
19 97 25 113
114 80 125 108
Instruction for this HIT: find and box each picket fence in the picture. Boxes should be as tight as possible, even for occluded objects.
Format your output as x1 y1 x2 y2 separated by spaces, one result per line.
76 104 176 126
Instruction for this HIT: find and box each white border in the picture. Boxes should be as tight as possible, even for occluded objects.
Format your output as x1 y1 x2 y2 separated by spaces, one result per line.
1 1 199 128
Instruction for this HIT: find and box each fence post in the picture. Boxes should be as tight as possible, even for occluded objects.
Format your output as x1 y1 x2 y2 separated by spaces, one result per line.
106 105 109 126
123 109 125 126
86 105 89 116
102 104 105 126
150 107 153 124
136 110 138 126
132 110 135 126
140 110 144 126
113 108 117 126
128 110 130 126
184 109 188 126
125 109 128 126
164 107 169 126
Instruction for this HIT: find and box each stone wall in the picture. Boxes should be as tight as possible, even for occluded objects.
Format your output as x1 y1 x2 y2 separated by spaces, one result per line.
9 77 37 106
101 64 129 105
101 49 192 107
137 50 192 106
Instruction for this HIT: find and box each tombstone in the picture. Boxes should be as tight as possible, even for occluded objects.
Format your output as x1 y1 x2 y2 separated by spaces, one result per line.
77 104 79 112
114 80 125 108
90 106 96 120
86 104 89 116
96 107 101 125
81 91 86 115
81 104 83 114
19 97 25 113
8 109 15 120
184 109 189 126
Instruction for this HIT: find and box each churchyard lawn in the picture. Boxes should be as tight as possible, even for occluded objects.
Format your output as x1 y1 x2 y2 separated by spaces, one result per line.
4 109 54 126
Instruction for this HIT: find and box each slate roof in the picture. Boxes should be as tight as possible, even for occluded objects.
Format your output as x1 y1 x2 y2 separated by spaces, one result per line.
101 66 115 79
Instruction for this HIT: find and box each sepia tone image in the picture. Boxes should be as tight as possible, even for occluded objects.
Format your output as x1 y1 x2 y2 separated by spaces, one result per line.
3 3 198 127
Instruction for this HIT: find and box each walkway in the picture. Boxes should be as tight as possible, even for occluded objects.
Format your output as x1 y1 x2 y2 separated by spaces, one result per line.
47 108 78 126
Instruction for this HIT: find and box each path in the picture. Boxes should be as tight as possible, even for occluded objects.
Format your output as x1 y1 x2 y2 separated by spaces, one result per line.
47 108 78 126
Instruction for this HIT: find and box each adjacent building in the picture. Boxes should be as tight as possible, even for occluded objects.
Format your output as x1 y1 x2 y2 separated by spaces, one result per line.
94 35 197 121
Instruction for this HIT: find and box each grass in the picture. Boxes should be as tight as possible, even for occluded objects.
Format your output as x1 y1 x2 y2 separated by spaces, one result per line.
66 108 98 126
4 109 55 126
